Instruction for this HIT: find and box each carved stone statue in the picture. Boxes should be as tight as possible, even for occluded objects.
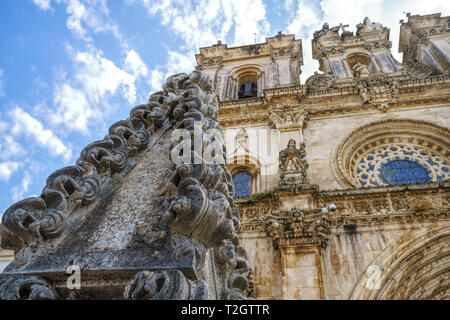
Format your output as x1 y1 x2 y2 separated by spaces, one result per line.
353 62 370 78
279 139 309 185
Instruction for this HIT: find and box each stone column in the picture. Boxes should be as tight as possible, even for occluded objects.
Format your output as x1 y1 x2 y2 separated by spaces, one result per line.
280 241 324 300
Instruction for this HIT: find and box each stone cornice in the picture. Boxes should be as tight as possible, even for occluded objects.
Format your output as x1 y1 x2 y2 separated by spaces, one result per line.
218 73 450 127
196 33 303 67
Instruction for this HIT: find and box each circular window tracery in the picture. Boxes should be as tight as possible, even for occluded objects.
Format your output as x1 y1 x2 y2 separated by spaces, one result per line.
334 120 450 188
355 143 449 187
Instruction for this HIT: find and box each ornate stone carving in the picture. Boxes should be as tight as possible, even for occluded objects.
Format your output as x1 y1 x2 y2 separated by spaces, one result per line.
201 57 223 67
1 71 251 300
279 139 309 186
159 71 249 299
1 81 168 252
353 62 370 78
124 269 207 300
305 71 335 91
268 106 310 130
313 23 340 39
265 211 330 250
357 75 399 111
0 275 57 300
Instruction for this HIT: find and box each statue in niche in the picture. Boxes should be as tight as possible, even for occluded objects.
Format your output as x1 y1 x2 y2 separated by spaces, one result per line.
353 62 370 78
279 139 309 185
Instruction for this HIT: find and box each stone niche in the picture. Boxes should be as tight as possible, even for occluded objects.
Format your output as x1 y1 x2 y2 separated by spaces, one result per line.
0 72 251 300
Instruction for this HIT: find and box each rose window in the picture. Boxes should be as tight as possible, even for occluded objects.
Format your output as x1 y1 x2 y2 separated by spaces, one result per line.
355 144 450 187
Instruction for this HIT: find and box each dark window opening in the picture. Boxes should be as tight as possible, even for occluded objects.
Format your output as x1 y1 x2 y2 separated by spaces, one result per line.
238 82 257 99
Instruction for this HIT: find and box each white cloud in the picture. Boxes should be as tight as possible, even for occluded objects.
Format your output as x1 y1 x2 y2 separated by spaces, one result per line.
63 0 121 42
144 0 270 49
10 107 72 162
74 50 137 104
11 171 32 202
141 0 271 87
149 67 165 92
52 48 140 134
0 161 20 181
0 135 26 161
124 50 148 78
0 69 5 97
32 0 52 11
52 83 96 134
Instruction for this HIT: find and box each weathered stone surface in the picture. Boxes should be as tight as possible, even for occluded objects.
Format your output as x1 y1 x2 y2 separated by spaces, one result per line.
0 71 251 300
196 14 450 300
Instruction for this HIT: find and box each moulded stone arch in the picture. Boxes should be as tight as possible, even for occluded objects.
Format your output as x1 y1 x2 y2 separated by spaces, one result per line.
350 226 450 300
224 64 266 100
228 154 262 195
333 119 450 188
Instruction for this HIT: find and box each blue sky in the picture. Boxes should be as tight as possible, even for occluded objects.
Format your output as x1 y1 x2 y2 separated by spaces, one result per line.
0 0 449 216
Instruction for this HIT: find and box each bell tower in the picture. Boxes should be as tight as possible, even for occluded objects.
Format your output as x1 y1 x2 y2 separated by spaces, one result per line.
312 18 403 79
399 12 450 74
195 32 303 101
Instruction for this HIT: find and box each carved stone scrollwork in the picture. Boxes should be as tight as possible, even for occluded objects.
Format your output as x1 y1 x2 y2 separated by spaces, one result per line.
156 71 250 299
124 270 207 300
0 276 58 300
1 70 251 301
305 71 335 92
1 72 172 252
268 106 310 130
357 75 399 111
1 196 66 250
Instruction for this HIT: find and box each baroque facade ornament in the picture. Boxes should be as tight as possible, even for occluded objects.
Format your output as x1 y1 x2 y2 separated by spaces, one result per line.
357 75 399 111
279 139 309 186
268 106 310 130
305 71 335 91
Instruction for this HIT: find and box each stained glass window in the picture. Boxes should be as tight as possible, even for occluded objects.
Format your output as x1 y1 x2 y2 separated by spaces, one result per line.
380 159 431 185
232 171 252 198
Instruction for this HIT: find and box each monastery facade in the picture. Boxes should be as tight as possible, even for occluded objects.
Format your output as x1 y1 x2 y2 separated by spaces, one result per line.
195 13 450 299
0 13 449 300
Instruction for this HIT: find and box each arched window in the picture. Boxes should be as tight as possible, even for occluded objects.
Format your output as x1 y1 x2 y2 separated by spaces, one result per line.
232 171 252 198
380 159 431 185
238 82 257 99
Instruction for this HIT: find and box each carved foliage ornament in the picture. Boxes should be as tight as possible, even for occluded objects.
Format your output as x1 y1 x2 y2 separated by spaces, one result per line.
357 75 399 111
268 106 310 130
